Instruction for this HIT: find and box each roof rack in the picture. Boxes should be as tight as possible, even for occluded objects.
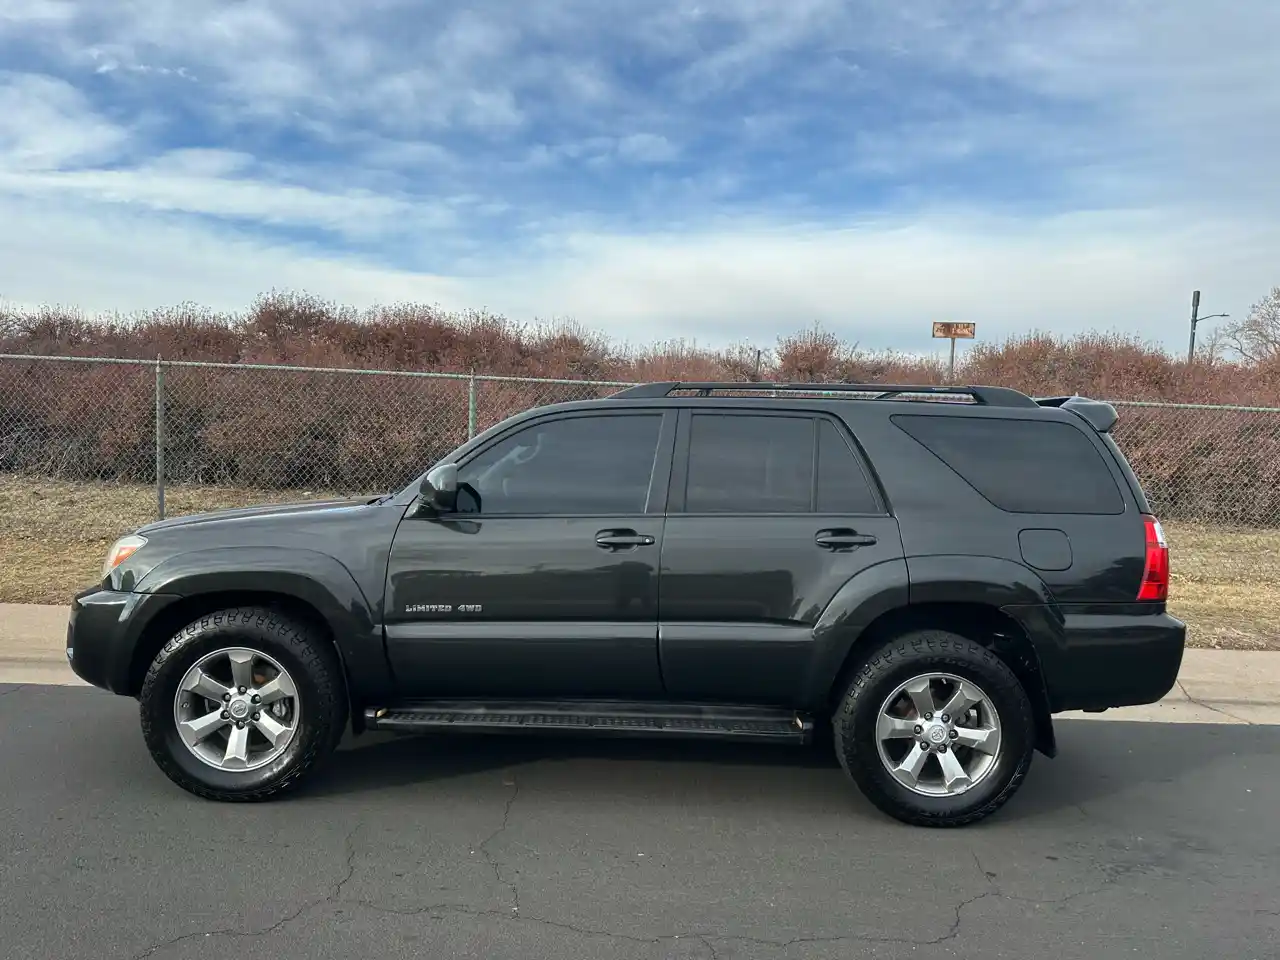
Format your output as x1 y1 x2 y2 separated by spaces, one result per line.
610 381 1038 408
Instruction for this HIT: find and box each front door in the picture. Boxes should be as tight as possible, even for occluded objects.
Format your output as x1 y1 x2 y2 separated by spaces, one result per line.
658 409 904 705
384 409 675 699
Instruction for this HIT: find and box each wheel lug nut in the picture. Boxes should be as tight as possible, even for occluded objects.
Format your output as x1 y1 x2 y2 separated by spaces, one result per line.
236 720 245 729
923 712 933 721
913 725 923 735
222 693 231 702
252 713 260 721
950 729 958 738
238 686 247 695
251 694 261 704
920 741 929 750
220 711 229 720
938 744 948 753
941 714 950 723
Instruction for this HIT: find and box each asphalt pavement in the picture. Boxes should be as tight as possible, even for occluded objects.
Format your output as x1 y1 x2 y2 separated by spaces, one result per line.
1 682 1277 960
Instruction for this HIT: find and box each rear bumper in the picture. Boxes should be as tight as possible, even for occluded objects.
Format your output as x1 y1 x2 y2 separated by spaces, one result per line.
1003 603 1186 713
67 586 180 696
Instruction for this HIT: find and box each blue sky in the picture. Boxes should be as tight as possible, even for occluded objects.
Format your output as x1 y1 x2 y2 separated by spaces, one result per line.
0 0 1277 355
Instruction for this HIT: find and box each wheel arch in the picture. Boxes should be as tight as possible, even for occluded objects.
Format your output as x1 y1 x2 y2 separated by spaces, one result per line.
127 590 335 693
823 601 1057 758
127 549 395 724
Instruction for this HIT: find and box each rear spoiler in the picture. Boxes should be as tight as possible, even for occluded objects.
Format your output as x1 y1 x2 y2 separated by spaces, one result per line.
1034 395 1118 433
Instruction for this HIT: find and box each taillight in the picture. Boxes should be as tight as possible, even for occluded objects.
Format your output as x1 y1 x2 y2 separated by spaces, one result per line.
1137 514 1169 602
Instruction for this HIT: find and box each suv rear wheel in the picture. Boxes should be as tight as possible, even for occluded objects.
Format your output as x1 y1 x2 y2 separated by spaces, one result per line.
139 607 347 801
833 629 1034 827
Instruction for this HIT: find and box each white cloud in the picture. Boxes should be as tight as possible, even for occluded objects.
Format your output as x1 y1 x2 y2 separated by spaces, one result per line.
0 0 1275 361
0 164 423 237
0 190 1269 356
0 74 451 239
0 193 469 312
0 0 74 24
0 73 128 170
491 208 1273 350
616 133 679 164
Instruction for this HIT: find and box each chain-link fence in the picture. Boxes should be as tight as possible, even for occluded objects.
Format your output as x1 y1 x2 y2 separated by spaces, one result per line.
1111 400 1280 526
0 356 627 519
2 354 1279 527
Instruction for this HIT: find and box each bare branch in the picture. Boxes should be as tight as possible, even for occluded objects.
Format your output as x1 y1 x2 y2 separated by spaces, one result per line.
1220 286 1280 363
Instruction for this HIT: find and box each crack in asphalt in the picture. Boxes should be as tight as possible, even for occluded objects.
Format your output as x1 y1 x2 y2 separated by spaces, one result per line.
1177 680 1256 725
975 853 1149 912
0 684 27 698
129 848 1126 959
126 822 363 960
340 890 1003 950
477 776 522 915
969 847 1137 915
973 850 997 890
122 787 1138 958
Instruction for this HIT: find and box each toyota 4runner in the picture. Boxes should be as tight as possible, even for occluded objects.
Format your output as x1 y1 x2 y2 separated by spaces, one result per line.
66 381 1185 827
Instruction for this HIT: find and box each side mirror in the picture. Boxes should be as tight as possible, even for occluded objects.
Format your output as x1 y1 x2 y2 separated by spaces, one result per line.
417 463 458 513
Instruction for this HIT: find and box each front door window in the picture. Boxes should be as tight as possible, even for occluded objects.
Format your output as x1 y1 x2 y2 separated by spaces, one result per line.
457 413 663 516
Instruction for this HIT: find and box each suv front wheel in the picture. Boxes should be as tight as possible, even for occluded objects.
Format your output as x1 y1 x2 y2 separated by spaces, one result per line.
833 629 1035 827
139 607 348 801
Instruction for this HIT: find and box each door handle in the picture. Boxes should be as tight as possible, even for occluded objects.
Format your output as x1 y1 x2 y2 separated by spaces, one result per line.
815 529 877 550
595 530 656 550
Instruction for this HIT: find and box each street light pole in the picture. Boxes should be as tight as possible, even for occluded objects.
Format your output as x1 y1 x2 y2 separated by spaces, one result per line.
1187 290 1228 364
1188 291 1200 364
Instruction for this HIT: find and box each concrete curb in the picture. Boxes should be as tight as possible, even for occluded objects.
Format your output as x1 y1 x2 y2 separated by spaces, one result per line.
4 603 1278 723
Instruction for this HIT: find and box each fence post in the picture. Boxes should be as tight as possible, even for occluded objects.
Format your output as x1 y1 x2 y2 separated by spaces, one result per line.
154 354 166 520
467 372 477 440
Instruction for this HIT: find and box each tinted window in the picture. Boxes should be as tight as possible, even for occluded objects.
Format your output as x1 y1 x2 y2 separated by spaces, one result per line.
458 414 661 515
892 414 1124 514
817 419 880 514
685 414 813 513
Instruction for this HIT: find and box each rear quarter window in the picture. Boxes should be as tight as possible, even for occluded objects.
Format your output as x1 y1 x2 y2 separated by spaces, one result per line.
891 414 1125 515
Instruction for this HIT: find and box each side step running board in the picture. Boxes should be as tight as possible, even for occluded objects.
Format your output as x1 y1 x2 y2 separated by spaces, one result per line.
364 700 814 744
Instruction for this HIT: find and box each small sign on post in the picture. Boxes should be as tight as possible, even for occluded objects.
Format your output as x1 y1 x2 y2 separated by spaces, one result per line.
932 322 976 381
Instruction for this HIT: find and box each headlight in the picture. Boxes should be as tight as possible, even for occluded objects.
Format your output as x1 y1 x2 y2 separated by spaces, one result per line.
103 535 147 579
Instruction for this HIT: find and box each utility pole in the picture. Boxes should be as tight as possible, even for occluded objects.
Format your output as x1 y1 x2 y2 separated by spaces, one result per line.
1187 290 1228 364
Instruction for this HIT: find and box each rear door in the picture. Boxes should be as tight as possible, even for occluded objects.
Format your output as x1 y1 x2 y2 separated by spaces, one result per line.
384 408 675 699
657 408 904 705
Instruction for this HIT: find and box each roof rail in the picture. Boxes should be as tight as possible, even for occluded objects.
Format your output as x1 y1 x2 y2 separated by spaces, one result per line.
610 381 1038 408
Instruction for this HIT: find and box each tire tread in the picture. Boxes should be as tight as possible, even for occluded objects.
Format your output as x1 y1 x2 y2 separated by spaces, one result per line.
139 606 346 802
833 630 1034 828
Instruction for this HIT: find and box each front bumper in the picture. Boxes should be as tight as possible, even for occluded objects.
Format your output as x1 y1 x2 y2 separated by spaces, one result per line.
67 586 180 696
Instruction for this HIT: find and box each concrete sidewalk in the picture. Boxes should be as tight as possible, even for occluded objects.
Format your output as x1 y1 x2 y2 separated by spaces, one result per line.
3 602 1278 723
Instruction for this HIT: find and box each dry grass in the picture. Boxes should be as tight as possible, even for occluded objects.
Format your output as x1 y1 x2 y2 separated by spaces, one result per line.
1165 523 1280 650
0 476 361 605
2 478 1276 650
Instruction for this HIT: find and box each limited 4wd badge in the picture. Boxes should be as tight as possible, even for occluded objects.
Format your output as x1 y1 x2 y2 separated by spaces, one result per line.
405 603 483 614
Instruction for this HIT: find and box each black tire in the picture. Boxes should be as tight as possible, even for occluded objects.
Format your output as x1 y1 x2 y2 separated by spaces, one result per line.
139 607 348 802
832 629 1034 828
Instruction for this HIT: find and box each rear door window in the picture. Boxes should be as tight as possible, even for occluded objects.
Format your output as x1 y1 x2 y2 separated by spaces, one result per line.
685 414 813 513
892 414 1124 514
682 413 882 514
816 419 881 514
